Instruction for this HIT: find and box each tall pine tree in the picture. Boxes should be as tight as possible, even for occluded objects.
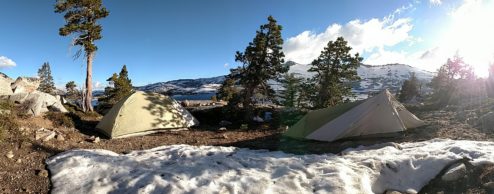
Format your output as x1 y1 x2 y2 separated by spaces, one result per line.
234 16 288 119
55 0 109 112
37 62 55 94
308 37 362 109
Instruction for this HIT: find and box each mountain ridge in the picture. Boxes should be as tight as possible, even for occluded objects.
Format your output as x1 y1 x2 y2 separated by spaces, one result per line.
134 62 434 99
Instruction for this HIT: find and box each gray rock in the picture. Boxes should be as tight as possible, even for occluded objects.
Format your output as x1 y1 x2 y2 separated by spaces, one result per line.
35 128 56 141
219 120 232 126
441 163 466 181
11 77 40 94
483 182 494 190
218 127 227 131
0 76 13 96
9 91 67 116
385 191 403 194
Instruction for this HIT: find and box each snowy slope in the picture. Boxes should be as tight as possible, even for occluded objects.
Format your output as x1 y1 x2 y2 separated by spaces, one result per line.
135 76 225 94
135 62 434 98
288 62 433 99
47 139 494 194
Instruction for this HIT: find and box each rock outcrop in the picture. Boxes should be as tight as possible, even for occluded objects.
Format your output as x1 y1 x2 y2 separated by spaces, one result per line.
11 77 40 94
9 91 68 116
0 76 13 96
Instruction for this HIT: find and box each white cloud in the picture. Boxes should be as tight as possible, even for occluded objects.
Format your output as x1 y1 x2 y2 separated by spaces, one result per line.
363 47 449 72
430 0 442 6
283 16 414 64
0 56 17 68
93 81 106 90
223 63 229 68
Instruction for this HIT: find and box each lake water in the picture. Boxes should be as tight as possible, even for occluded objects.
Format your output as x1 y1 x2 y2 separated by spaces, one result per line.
171 93 215 101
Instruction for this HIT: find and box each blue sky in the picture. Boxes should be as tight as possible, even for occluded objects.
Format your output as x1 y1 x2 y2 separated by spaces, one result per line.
1 0 493 89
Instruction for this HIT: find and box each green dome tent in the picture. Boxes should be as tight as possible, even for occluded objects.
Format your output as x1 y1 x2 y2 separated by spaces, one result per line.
96 91 199 138
284 89 424 142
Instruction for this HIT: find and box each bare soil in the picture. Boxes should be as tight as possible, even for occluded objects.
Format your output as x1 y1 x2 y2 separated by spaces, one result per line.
1 107 494 194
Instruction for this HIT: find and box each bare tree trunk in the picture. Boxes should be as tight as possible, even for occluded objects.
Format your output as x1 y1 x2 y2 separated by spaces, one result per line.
84 52 94 112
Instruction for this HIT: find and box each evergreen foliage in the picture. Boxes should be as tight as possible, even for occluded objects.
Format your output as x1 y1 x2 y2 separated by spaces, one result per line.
65 81 80 100
99 65 134 106
296 79 317 109
231 16 288 119
37 62 56 94
398 72 420 102
55 0 109 112
307 37 362 109
217 69 240 102
429 54 476 105
279 73 302 108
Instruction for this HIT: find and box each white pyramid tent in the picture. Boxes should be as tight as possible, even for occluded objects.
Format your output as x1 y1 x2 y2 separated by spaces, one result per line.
96 91 199 138
284 89 424 142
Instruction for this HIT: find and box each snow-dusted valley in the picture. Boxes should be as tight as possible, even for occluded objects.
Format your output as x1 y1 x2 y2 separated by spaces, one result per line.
135 62 434 99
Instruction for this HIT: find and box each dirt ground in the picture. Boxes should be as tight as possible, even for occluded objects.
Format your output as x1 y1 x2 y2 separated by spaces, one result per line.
1 107 494 194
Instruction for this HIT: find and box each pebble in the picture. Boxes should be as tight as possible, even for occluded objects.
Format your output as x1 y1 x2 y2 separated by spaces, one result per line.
36 169 49 177
218 127 227 131
93 137 100 143
5 150 14 159
56 134 65 141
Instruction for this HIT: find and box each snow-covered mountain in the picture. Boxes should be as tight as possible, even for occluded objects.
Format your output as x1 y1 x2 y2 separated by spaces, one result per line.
135 76 225 94
135 62 434 99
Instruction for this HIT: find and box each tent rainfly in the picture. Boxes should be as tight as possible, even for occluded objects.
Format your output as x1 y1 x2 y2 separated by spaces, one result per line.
284 89 424 142
96 91 199 138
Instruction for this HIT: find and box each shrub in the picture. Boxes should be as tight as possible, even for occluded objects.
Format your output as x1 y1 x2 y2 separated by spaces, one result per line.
0 100 18 141
16 98 36 118
44 112 75 128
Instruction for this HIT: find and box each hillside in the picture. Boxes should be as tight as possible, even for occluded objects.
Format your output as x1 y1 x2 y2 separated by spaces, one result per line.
134 62 434 99
135 76 225 95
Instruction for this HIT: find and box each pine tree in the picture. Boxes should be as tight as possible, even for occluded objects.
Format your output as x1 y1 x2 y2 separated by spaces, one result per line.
217 69 240 102
234 16 288 119
429 54 475 105
37 62 56 94
55 0 109 112
398 72 419 102
279 73 302 107
308 37 362 109
296 79 317 109
99 65 133 106
65 81 80 100
114 65 133 100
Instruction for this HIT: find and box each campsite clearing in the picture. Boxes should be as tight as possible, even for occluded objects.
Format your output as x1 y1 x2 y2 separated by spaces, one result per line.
0 107 494 193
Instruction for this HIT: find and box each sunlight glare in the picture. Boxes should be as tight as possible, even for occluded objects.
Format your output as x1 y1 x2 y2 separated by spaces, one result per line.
441 0 494 77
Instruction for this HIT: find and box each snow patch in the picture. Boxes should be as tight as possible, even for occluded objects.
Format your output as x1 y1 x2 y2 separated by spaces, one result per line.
46 139 494 194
